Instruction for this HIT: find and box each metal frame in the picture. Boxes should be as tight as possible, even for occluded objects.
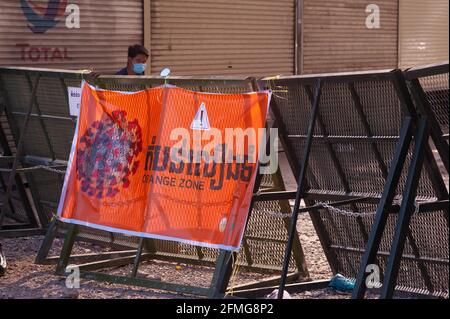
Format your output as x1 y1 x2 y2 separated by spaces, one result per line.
2 64 447 298
0 67 307 271
0 66 310 297
50 129 287 297
0 67 84 235
54 223 233 297
404 62 449 173
262 67 449 299
380 118 429 298
48 78 310 297
277 78 322 298
353 69 449 299
351 117 413 298
0 73 44 235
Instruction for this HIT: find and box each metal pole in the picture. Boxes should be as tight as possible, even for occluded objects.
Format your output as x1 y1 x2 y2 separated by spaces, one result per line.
380 118 429 298
56 224 78 274
407 79 448 173
35 219 59 264
277 79 322 299
131 238 145 278
352 117 413 299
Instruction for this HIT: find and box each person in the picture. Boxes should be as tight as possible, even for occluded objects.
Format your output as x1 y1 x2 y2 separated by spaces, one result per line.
115 44 149 75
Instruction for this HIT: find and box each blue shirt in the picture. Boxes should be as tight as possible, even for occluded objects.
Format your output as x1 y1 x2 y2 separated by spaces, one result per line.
115 67 144 75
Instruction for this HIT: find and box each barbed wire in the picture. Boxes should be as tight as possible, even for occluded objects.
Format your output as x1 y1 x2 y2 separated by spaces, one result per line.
258 211 292 218
0 163 421 217
316 202 377 218
0 165 67 174
257 200 420 219
102 196 148 207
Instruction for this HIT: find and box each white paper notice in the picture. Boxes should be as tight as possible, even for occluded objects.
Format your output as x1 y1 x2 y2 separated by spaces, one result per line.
67 87 82 116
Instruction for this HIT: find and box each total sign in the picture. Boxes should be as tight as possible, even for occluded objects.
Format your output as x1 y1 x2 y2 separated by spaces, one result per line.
21 0 80 33
18 0 80 63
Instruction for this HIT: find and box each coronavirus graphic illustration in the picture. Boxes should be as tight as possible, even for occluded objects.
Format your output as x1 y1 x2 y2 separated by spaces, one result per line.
76 110 143 199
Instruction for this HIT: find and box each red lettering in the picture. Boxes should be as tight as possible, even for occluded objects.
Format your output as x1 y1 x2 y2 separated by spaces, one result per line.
29 47 40 62
51 47 62 61
41 47 50 61
15 44 70 62
63 47 69 59
15 43 29 61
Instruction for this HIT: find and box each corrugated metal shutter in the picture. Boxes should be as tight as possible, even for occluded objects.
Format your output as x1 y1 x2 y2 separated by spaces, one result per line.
398 0 449 69
149 0 295 77
0 0 142 73
302 0 398 74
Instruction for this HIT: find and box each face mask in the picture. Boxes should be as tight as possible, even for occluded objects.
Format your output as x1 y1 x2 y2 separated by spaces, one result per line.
132 63 146 74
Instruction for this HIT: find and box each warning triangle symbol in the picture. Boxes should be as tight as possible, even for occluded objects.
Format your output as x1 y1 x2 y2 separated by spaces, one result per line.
191 102 211 131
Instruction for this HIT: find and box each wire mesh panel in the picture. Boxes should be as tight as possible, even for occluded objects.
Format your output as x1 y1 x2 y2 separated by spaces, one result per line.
0 68 82 230
418 74 449 138
264 69 449 297
405 62 449 174
0 120 28 228
0 74 41 232
401 62 449 297
0 67 307 275
0 169 33 230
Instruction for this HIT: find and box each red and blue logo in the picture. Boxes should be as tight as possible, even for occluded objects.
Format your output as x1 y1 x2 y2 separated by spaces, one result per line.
20 0 68 34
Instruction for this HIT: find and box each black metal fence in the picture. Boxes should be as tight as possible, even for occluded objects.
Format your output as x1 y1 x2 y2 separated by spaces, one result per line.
0 67 308 276
0 62 448 298
405 62 449 173
261 65 448 298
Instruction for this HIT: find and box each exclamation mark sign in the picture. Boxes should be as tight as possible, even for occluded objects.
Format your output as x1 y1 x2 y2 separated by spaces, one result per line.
191 102 211 131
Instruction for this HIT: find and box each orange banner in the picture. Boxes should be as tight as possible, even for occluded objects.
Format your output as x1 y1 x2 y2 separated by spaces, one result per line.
58 83 270 250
